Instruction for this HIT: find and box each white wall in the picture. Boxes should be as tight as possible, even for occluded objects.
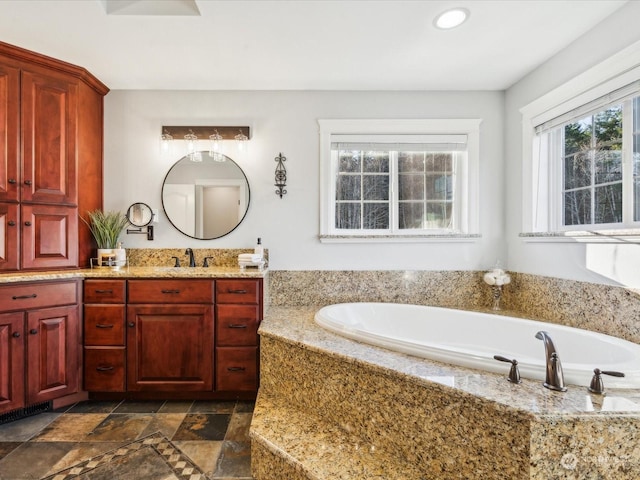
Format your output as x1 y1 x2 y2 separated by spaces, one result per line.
504 1 640 286
104 90 504 270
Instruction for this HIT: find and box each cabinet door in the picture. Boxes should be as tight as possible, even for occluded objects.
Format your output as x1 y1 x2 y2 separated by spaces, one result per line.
21 204 78 269
26 305 79 404
0 312 24 414
0 202 19 271
127 305 213 392
21 68 78 205
0 62 19 203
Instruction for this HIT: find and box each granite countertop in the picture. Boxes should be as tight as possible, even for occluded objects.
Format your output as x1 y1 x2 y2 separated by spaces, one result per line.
260 306 640 418
0 266 267 283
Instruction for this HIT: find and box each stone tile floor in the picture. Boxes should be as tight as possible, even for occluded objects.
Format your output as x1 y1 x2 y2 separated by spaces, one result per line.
0 399 255 480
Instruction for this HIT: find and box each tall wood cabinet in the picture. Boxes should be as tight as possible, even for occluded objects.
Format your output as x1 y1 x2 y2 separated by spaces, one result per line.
0 41 108 271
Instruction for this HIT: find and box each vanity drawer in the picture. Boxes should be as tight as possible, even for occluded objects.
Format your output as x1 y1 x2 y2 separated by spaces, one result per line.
128 279 213 304
84 305 125 346
84 347 126 392
84 280 126 303
216 347 258 391
216 305 259 346
216 279 260 304
0 280 77 313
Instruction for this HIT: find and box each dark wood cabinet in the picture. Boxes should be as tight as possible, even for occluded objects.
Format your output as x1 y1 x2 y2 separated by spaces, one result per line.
26 305 79 404
215 279 262 392
126 304 214 392
0 312 25 413
0 41 108 271
82 276 263 399
0 279 80 415
83 279 126 392
126 279 214 393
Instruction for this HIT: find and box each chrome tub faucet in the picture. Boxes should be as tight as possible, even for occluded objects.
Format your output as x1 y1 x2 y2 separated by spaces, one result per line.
535 331 567 392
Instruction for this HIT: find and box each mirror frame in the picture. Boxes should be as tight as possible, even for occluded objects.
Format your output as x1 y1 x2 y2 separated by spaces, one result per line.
161 151 251 240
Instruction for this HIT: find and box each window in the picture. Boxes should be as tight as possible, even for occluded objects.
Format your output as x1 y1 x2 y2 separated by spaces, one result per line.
319 119 481 241
530 83 640 232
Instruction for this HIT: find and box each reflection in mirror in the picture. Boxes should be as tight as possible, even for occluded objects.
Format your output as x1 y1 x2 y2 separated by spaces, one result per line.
162 151 250 239
126 202 153 227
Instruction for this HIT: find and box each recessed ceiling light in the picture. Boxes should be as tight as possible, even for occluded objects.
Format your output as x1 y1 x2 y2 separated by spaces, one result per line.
434 8 469 30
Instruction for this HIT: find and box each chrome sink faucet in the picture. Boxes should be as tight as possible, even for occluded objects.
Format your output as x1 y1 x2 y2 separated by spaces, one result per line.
185 248 196 267
535 331 567 392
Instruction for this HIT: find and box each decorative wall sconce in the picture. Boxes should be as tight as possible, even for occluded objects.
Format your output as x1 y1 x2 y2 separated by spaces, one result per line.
274 152 287 198
160 126 251 157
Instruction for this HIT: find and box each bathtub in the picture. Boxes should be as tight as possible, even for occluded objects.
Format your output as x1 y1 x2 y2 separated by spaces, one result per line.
314 303 640 389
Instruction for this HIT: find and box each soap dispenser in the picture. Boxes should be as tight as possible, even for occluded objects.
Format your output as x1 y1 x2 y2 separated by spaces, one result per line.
254 238 264 258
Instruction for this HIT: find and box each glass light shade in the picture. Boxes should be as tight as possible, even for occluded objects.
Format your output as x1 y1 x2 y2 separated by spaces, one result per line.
235 130 249 152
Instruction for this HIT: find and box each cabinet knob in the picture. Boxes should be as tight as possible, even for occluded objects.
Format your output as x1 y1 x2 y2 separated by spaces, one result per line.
24 179 32 186
12 331 20 338
24 221 32 227
128 322 135 328
7 220 16 226
8 178 16 184
29 329 38 335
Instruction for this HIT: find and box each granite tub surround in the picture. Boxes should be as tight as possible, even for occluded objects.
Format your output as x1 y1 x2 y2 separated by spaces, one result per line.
250 307 640 479
126 248 268 268
267 270 487 308
505 272 640 345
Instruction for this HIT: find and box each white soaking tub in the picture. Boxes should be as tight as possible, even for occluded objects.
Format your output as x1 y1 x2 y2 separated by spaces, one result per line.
314 302 640 389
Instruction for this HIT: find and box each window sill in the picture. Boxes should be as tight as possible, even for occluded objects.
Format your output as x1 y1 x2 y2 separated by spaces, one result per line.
520 230 640 243
319 234 481 244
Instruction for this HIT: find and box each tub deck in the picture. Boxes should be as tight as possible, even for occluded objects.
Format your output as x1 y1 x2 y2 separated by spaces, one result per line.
250 306 640 479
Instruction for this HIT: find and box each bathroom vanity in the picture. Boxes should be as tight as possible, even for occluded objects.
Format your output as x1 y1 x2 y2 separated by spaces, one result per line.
0 265 265 417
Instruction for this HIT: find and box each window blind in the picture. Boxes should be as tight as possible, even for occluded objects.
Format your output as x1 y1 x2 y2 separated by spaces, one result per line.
331 134 467 152
534 80 640 134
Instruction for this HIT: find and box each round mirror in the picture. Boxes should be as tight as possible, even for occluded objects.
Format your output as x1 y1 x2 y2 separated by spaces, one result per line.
161 151 250 239
126 202 153 227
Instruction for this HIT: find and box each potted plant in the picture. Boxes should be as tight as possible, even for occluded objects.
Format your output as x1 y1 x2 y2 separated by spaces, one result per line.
81 210 129 266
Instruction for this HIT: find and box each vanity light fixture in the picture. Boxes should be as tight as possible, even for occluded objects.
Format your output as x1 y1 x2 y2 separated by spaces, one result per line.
274 152 287 198
160 126 251 157
433 7 469 29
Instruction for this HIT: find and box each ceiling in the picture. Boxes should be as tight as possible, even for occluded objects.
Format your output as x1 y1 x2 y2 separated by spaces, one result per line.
0 0 628 91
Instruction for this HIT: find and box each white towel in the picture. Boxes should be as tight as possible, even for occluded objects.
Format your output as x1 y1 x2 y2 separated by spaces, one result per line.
239 253 262 262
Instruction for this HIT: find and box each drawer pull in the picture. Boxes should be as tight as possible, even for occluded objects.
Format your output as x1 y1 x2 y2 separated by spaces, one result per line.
161 289 181 294
228 289 247 294
29 329 38 335
228 324 248 329
95 289 113 294
96 366 114 372
12 293 37 300
95 324 114 329
227 366 246 372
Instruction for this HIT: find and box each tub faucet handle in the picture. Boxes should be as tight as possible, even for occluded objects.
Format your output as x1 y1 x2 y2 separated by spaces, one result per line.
493 355 521 384
588 368 625 395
